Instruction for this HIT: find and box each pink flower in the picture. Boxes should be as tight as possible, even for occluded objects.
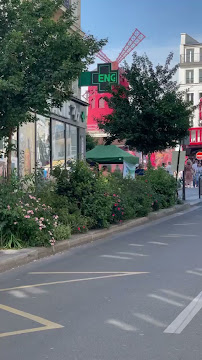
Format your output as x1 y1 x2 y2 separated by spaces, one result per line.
113 194 116 197
114 204 117 207
42 204 46 207
53 215 59 220
83 226 85 229
40 217 44 221
35 217 38 221
78 227 81 231
118 200 121 203
24 215 30 219
27 210 34 215
112 214 115 217
122 212 124 215
14 222 18 225
118 208 120 211
7 205 11 210
39 227 43 231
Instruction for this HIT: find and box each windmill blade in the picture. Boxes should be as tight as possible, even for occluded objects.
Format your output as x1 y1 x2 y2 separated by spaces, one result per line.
116 29 145 65
96 50 112 63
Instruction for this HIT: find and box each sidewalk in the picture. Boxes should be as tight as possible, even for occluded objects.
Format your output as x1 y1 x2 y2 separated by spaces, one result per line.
178 187 202 205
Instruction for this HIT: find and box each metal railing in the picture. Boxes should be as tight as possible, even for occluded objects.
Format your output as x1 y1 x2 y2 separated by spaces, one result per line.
180 53 202 64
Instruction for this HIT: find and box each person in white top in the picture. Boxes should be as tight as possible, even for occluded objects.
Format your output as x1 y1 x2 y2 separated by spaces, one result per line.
192 160 198 187
166 162 172 175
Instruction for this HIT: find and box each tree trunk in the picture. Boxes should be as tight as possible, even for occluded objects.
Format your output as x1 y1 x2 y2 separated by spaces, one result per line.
147 152 152 169
7 132 12 181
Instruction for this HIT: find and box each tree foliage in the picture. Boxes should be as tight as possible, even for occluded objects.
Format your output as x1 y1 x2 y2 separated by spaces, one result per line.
0 0 106 175
99 53 193 154
86 134 98 152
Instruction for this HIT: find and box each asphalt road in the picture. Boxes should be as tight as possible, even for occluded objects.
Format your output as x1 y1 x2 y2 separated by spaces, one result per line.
1 205 202 360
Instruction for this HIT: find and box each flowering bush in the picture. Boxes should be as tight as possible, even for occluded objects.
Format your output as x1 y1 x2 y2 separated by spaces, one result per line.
0 183 58 247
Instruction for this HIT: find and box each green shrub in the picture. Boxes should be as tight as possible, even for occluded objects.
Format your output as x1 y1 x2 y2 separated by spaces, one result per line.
54 224 71 241
144 168 177 208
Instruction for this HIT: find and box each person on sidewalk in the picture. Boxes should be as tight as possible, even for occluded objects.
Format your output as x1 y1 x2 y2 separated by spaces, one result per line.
185 159 194 187
196 162 202 187
192 159 198 187
166 162 172 175
135 164 145 176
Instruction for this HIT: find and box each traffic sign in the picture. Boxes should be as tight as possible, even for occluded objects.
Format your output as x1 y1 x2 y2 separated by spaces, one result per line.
196 152 202 160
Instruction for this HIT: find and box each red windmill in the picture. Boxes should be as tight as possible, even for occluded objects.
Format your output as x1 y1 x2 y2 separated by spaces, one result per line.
86 29 145 138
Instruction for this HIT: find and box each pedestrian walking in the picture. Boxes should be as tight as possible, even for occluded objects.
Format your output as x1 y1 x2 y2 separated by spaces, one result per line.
196 162 202 187
185 159 194 187
192 159 198 187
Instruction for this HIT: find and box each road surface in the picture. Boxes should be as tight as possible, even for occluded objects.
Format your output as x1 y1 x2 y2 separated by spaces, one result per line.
1 205 202 360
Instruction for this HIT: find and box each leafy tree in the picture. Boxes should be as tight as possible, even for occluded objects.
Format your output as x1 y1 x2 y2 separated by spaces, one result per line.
86 134 98 152
0 0 106 177
99 53 193 156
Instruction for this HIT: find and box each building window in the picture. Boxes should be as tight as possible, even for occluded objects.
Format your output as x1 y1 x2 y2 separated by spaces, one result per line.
191 130 196 143
91 98 95 109
186 93 194 104
199 70 202 83
186 70 194 84
186 49 194 63
52 120 65 167
200 48 202 62
36 115 50 176
189 116 194 127
98 98 105 109
19 123 35 177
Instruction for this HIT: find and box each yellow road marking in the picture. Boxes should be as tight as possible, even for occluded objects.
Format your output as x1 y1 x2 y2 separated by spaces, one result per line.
0 272 149 293
29 271 140 275
0 304 63 338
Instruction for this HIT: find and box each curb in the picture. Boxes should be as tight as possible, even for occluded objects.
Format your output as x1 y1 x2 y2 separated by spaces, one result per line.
0 201 199 273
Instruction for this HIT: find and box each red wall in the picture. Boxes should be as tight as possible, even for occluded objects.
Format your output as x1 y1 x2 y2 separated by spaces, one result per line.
87 67 128 132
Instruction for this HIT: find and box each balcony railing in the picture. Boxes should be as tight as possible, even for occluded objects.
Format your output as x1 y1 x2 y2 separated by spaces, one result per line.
180 53 202 64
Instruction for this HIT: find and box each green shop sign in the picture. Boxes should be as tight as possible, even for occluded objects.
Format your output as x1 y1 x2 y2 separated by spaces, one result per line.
79 63 119 93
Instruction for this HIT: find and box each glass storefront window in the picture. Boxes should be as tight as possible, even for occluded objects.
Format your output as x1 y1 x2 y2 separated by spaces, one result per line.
52 120 65 167
70 125 77 160
11 132 18 171
19 123 35 177
36 115 50 178
66 124 71 161
66 124 78 162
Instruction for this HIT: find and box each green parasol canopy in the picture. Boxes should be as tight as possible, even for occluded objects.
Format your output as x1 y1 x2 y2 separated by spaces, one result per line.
86 145 139 165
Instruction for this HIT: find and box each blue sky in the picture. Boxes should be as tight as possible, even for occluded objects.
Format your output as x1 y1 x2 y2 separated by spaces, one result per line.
81 0 202 68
